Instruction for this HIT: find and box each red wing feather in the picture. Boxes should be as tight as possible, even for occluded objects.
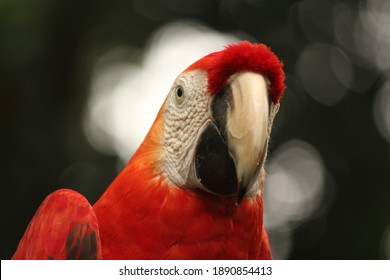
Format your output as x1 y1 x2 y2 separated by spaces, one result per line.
12 189 102 260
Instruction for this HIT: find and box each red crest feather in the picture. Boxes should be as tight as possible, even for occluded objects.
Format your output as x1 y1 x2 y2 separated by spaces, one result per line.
185 41 286 104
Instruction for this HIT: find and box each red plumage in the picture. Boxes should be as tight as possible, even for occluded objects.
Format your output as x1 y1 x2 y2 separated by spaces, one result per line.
93 146 271 259
12 189 102 260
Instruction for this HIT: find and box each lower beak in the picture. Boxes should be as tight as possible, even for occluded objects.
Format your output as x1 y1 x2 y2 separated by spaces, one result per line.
193 72 271 203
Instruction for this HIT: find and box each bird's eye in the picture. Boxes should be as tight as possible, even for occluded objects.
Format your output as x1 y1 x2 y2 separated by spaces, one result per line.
175 85 185 104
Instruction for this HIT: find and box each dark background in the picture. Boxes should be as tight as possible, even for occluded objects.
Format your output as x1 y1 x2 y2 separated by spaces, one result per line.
1 0 389 259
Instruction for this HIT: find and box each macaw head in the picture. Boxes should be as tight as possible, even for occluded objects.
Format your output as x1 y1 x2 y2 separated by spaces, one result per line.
135 41 285 204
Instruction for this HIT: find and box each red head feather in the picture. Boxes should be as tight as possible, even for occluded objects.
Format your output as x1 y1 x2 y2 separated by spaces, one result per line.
185 41 286 104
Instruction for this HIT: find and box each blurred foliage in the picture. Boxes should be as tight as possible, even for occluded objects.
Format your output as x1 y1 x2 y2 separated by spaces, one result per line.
1 0 390 259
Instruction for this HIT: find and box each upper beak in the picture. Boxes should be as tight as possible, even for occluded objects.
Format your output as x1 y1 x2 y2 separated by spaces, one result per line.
193 72 272 203
225 72 270 202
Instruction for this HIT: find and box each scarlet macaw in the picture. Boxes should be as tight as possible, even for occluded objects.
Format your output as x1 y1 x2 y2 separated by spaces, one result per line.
13 41 285 259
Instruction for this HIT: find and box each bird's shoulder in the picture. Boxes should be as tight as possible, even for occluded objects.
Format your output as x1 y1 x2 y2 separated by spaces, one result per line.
12 189 102 260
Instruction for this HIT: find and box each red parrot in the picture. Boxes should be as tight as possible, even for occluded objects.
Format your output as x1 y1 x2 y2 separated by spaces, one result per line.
12 41 285 260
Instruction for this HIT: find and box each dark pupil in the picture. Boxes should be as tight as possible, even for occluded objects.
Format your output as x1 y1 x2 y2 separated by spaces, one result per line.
177 87 183 98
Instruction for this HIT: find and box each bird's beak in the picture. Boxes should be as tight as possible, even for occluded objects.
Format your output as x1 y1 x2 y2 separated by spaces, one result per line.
193 72 274 203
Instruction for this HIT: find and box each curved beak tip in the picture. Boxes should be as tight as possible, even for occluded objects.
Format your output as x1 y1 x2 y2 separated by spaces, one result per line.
236 182 246 204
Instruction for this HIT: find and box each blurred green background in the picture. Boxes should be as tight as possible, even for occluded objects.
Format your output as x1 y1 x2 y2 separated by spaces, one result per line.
1 0 390 259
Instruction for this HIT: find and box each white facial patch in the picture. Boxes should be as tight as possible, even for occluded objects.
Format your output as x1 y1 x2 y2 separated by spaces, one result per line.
163 70 210 187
